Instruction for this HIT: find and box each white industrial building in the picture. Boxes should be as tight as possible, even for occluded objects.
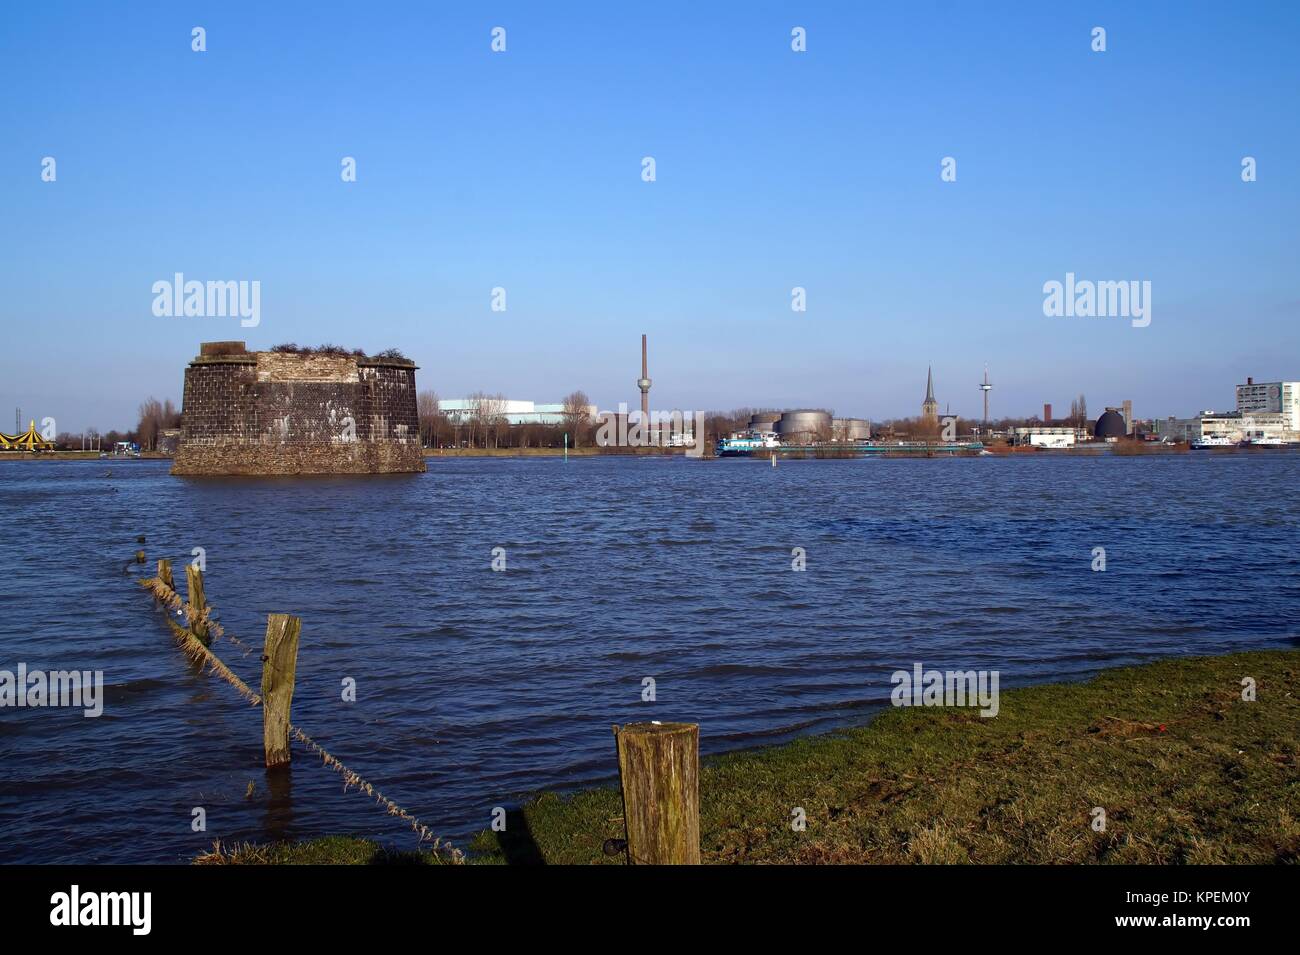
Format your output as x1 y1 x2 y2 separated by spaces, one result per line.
1011 427 1078 448
1235 378 1300 429
1155 377 1300 444
1156 412 1244 443
440 398 597 427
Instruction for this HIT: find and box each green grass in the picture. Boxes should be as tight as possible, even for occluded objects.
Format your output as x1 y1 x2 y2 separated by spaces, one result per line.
195 835 453 865
0 451 170 461
200 649 1300 865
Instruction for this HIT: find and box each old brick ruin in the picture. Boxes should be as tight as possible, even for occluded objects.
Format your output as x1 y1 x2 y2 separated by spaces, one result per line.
172 342 425 475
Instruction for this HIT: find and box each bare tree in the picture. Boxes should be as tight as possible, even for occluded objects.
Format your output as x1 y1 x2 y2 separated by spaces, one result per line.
465 391 483 448
136 397 164 451
482 393 507 448
133 396 182 451
561 390 592 448
417 390 441 447
467 392 507 449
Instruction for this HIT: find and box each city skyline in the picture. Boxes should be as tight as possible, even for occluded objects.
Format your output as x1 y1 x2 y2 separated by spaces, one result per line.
13 345 1287 436
3 2 1298 430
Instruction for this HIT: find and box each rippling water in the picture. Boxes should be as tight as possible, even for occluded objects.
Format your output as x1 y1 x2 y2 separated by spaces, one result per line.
1 453 1297 863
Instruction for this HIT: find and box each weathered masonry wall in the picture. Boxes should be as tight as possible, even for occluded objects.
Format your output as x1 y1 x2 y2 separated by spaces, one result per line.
172 343 425 476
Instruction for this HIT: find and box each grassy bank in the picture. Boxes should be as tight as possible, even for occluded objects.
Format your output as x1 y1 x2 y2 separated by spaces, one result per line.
197 649 1299 865
0 451 170 462
195 836 448 865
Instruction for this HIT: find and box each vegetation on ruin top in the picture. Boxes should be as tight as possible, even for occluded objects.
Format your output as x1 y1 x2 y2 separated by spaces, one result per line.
268 343 408 361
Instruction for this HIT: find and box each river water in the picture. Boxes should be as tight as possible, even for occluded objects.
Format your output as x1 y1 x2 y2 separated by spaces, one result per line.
1 453 1296 862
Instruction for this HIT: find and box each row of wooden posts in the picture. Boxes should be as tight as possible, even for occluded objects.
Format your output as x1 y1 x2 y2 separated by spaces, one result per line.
145 555 702 864
151 557 301 769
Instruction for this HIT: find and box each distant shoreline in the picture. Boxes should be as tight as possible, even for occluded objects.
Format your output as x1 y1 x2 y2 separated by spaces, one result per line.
424 447 622 457
0 451 171 462
4 444 1295 464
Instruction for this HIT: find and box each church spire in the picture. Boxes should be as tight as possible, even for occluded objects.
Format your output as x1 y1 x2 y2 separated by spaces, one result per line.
921 365 939 422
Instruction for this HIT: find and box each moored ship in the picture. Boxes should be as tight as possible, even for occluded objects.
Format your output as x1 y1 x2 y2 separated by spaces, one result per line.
1190 434 1236 449
716 431 780 456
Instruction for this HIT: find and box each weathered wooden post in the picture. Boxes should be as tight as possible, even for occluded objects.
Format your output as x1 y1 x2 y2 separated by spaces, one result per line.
185 564 209 646
613 722 701 864
260 614 301 768
157 559 174 593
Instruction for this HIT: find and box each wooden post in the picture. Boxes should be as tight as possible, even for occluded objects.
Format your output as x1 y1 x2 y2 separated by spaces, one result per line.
157 559 174 593
260 614 301 768
185 564 208 646
614 722 700 864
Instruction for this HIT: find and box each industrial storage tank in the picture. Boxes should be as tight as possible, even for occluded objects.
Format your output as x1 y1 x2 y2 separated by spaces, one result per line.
775 410 832 443
748 413 781 432
1095 408 1127 439
832 417 871 441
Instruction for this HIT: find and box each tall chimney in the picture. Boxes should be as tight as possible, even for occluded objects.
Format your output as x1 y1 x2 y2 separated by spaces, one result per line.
636 333 652 431
1044 403 1052 423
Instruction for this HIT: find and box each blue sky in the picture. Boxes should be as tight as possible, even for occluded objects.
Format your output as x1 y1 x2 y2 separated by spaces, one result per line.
2 1 1298 432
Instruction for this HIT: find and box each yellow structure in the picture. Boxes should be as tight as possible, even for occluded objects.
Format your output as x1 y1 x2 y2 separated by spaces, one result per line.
0 421 56 451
